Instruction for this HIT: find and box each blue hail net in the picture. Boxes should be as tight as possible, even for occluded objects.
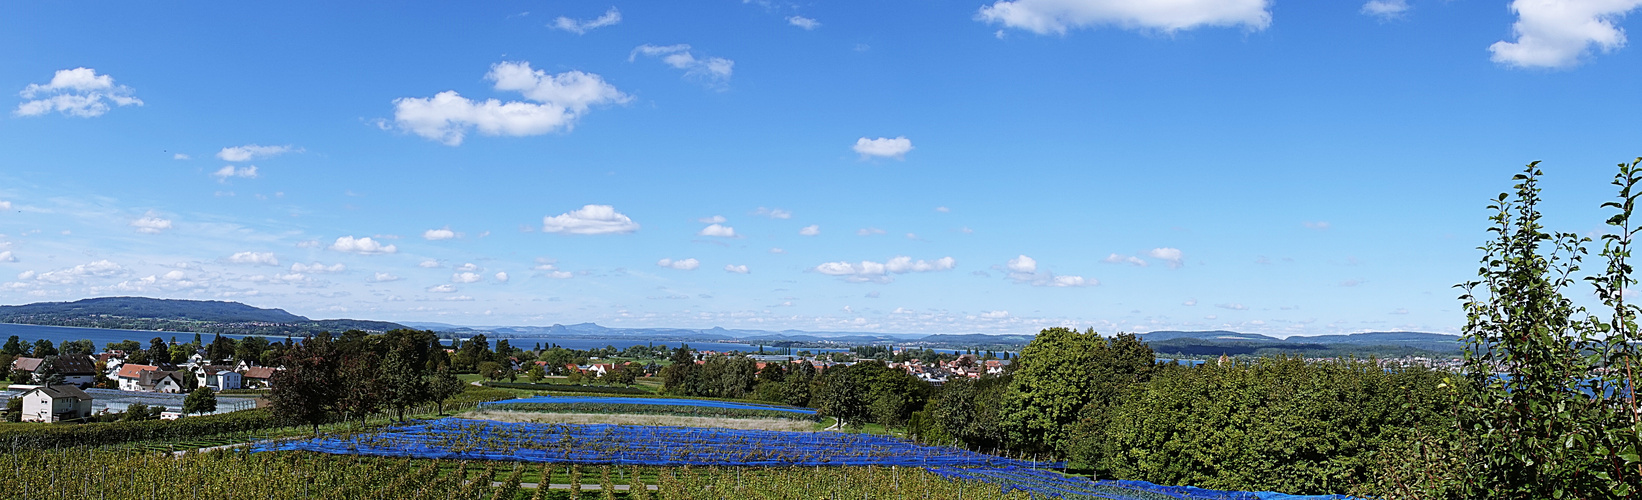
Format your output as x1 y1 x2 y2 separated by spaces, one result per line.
252 418 1355 500
255 418 1044 467
476 396 819 414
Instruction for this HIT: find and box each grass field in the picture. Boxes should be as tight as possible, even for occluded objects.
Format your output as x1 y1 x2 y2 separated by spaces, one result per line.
463 410 817 431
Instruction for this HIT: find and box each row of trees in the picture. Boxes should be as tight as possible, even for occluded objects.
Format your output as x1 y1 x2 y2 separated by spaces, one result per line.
268 329 466 430
659 346 931 428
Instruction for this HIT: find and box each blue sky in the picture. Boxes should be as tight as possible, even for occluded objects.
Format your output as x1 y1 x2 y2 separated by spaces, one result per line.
2 0 1641 337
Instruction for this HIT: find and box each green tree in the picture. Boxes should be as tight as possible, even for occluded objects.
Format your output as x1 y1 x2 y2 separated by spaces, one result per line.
183 386 217 416
147 338 169 368
180 370 199 392
525 363 545 382
105 339 141 354
609 362 637 387
57 339 94 355
168 343 192 366
429 367 465 414
1456 161 1642 497
477 361 503 381
122 402 159 421
381 331 432 421
998 327 1155 455
269 334 340 432
922 374 1011 450
815 364 869 429
1 336 23 356
32 339 57 357
36 356 64 386
3 397 19 422
209 333 234 361
236 336 270 364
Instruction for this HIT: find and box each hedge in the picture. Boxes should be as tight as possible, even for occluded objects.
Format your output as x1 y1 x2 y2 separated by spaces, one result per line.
0 408 280 449
476 402 821 421
480 382 650 395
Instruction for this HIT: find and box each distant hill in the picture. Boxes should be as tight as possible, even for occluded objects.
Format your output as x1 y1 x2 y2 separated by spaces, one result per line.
1137 330 1462 358
410 320 1464 357
0 297 408 336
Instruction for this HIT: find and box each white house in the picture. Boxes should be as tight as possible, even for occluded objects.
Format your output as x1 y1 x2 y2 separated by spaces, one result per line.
212 370 243 390
19 385 93 422
115 364 184 393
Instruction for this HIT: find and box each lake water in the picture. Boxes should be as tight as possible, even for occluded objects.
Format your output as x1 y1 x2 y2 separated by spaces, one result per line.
0 323 260 350
0 323 828 354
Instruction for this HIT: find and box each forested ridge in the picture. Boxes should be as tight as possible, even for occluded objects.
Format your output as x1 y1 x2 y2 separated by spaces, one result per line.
0 296 406 336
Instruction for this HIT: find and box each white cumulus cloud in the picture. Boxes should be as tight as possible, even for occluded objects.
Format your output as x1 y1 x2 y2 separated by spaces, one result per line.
815 256 955 283
1103 253 1148 266
852 136 913 160
29 260 127 284
977 0 1272 35
330 236 397 255
1361 0 1410 18
0 201 10 211
542 204 640 234
698 215 727 223
370 272 401 282
657 258 700 271
698 224 737 237
15 67 143 118
227 252 279 266
1007 255 1037 273
629 44 735 87
291 262 346 274
211 165 259 182
423 228 457 240
130 214 173 234
552 7 622 34
1489 0 1642 68
216 144 297 162
1148 247 1184 268
393 61 631 146
428 284 458 293
1005 254 1094 287
419 260 442 268
788 16 821 29
452 272 483 283
799 225 820 236
725 264 750 274
494 271 510 283
0 251 14 263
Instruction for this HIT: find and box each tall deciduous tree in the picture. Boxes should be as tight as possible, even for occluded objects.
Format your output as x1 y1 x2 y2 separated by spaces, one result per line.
269 334 340 432
381 331 432 421
429 367 464 414
998 327 1155 455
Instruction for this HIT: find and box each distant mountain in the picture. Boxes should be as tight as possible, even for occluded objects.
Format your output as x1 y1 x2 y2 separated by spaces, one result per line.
0 297 408 336
406 320 1463 356
1137 330 1281 343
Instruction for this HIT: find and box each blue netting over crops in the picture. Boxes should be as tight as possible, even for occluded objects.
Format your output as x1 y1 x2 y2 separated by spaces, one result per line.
252 418 1355 500
477 396 818 415
254 418 1046 467
927 467 1356 500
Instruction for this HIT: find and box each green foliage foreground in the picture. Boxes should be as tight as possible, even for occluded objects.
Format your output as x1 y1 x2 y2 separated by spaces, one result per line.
3 449 1031 500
